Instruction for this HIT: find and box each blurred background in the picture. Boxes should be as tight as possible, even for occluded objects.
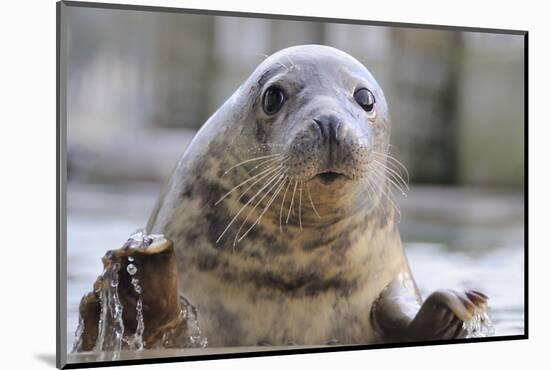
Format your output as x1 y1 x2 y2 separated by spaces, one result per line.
64 5 525 352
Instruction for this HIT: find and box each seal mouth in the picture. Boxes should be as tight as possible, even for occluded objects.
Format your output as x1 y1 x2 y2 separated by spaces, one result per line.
314 171 348 185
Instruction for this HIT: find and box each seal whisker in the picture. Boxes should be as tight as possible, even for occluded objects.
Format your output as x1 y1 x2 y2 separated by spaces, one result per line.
279 178 293 232
306 181 321 219
367 174 386 215
381 163 409 191
364 168 390 219
260 143 286 147
233 173 286 246
298 180 303 231
370 158 409 191
370 176 401 217
369 162 408 196
362 175 378 213
286 179 298 224
274 61 290 72
237 164 286 202
371 151 410 185
285 55 296 70
373 167 407 196
384 183 402 217
382 163 410 191
246 156 289 176
216 169 285 244
371 157 409 187
222 153 282 176
237 175 288 243
254 52 269 60
385 154 410 183
229 170 285 249
215 163 284 205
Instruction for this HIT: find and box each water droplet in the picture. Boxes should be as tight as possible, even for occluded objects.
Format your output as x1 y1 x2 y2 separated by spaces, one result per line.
463 311 495 338
127 263 137 275
131 297 145 351
128 256 134 262
110 279 118 288
129 228 146 240
131 277 142 294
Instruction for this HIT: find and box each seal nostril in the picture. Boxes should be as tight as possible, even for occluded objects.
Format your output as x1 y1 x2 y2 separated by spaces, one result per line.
329 121 341 143
313 118 326 141
314 117 340 144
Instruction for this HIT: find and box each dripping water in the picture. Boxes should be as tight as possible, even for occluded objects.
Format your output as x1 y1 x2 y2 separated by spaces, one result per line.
103 263 125 360
161 298 208 348
72 228 208 357
463 311 495 338
185 302 208 348
125 263 145 351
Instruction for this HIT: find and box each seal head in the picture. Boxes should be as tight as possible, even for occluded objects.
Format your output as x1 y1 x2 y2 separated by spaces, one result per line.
237 45 392 222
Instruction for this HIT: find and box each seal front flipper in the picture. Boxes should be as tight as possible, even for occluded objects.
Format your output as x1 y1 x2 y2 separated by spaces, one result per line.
371 278 489 342
74 234 206 352
406 289 489 341
369 276 422 342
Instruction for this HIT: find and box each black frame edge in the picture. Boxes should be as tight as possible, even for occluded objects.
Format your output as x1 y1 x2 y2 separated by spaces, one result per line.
63 335 528 369
523 32 529 339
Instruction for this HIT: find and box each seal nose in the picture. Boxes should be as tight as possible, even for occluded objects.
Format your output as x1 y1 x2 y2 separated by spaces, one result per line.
313 115 343 166
313 115 341 145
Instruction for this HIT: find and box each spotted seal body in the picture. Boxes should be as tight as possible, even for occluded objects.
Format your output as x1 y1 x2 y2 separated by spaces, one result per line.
146 45 488 346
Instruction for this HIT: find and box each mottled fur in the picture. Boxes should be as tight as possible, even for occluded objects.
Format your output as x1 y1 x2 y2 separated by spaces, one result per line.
147 45 416 346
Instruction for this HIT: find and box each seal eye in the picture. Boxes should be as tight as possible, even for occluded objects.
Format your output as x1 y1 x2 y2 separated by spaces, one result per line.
262 86 286 116
354 88 375 113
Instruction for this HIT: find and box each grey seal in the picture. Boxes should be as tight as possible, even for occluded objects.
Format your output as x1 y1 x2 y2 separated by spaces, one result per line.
142 44 489 346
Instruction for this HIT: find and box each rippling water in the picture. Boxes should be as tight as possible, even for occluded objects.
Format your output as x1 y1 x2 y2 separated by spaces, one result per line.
66 183 524 355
